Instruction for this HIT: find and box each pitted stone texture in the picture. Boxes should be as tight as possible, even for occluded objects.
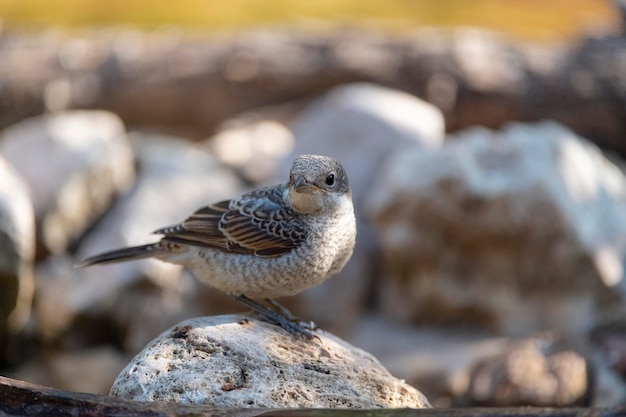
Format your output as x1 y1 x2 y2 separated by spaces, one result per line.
110 315 431 409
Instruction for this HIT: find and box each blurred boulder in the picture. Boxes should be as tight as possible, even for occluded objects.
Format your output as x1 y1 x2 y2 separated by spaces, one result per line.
368 121 626 336
206 113 295 184
286 83 445 203
347 315 508 407
463 335 589 407
110 315 431 409
35 134 244 351
0 157 35 359
0 111 134 256
278 83 445 333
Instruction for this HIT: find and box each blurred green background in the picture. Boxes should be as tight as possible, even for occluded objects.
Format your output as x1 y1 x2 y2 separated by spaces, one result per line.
0 0 619 41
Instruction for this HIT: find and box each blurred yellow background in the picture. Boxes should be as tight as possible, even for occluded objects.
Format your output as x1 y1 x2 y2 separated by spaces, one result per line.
0 0 619 42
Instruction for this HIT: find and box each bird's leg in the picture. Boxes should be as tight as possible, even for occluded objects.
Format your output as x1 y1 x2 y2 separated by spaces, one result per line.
265 299 317 331
265 299 299 321
234 295 315 339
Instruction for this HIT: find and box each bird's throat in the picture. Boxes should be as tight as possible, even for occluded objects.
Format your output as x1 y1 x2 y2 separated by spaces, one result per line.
288 188 324 214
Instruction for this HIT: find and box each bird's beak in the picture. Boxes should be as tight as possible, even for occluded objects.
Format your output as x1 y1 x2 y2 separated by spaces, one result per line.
293 175 319 194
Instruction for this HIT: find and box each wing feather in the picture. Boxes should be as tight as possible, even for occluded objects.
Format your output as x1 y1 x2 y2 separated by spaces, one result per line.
155 185 306 257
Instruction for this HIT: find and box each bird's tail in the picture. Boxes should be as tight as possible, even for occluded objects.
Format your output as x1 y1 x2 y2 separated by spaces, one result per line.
76 243 165 267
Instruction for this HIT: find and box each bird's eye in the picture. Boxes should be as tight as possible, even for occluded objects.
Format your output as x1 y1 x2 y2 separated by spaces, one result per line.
325 173 335 186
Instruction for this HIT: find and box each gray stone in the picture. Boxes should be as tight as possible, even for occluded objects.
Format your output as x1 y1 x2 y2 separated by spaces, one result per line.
463 336 589 406
286 82 445 206
278 83 445 332
347 315 507 407
65 133 244 351
367 121 626 336
110 315 431 409
207 116 295 184
0 157 35 343
0 111 134 255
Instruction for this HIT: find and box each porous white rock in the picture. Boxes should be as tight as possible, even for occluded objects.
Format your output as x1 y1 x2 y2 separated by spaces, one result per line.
367 121 626 336
110 315 431 409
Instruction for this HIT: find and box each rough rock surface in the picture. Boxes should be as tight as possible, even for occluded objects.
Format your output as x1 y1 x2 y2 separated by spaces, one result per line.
0 111 134 255
368 121 626 336
110 315 431 409
0 157 35 350
277 83 445 332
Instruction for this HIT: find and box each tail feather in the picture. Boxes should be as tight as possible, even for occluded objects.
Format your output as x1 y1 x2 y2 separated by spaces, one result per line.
76 243 164 267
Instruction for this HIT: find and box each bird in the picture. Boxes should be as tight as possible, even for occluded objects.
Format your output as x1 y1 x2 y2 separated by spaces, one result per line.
78 154 356 339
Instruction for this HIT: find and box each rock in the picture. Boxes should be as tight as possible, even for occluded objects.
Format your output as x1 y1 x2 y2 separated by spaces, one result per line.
367 121 626 336
0 111 134 256
286 83 445 205
277 83 445 333
110 315 431 409
463 335 589 407
0 157 35 357
57 133 245 352
207 114 295 184
347 315 508 407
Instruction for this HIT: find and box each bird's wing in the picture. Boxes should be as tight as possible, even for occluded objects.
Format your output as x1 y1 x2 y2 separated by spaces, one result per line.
153 185 306 257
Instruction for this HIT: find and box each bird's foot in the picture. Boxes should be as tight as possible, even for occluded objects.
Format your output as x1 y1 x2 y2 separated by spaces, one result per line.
235 295 316 340
265 299 318 331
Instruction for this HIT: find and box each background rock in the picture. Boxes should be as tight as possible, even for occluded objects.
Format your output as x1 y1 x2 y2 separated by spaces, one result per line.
207 114 295 184
347 315 508 407
463 335 590 407
110 314 431 409
0 110 134 257
34 134 245 353
275 82 445 333
368 121 626 336
285 82 445 204
0 157 35 361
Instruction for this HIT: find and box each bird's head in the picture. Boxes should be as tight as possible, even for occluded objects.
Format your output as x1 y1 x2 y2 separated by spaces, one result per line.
286 154 352 215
